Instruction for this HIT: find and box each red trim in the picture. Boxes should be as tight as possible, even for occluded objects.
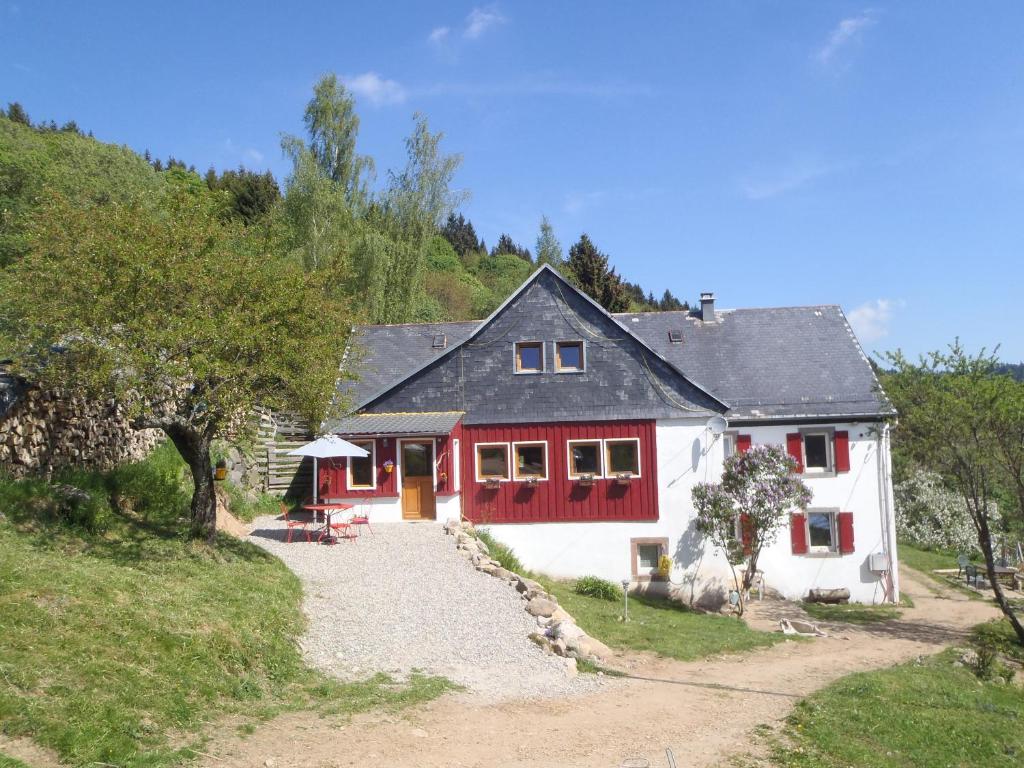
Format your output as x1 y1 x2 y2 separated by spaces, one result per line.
790 513 808 554
835 431 850 473
462 420 658 524
736 434 752 453
786 433 804 473
838 511 855 554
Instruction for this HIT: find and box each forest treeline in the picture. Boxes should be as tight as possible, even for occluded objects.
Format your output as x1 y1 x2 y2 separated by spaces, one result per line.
0 80 689 323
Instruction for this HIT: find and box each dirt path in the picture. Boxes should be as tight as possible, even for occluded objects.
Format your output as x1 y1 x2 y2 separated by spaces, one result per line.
201 569 998 768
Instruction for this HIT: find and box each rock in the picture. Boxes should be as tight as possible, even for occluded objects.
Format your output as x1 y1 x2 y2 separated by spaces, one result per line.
411 728 429 738
959 649 980 667
477 563 497 575
552 637 568 656
444 518 461 534
264 759 275 767
535 615 552 628
568 634 613 661
549 620 586 642
526 597 558 617
474 537 490 555
563 657 578 677
550 607 572 623
492 567 511 580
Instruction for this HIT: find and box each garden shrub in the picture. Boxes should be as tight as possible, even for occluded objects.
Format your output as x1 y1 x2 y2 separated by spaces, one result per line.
574 575 623 602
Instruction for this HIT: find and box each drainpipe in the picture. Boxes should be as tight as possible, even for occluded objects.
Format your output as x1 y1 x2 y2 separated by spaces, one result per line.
878 422 900 603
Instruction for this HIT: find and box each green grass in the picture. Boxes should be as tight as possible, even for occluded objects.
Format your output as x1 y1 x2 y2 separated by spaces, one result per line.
773 651 1024 767
0 754 31 768
540 579 784 661
0 443 454 768
898 542 970 575
972 619 1024 663
801 602 902 624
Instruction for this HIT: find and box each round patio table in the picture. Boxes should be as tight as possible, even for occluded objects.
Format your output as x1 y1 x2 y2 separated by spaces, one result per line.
302 502 354 544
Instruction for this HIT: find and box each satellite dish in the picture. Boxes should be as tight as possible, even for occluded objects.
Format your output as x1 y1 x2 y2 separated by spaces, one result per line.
706 415 728 435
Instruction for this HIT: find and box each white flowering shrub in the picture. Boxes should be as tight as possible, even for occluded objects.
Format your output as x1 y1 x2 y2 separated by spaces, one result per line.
895 469 999 554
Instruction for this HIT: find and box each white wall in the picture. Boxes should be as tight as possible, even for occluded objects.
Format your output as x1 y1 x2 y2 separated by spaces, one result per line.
485 419 898 605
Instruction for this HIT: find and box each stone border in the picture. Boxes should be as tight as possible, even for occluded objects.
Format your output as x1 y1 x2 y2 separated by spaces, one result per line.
443 518 613 673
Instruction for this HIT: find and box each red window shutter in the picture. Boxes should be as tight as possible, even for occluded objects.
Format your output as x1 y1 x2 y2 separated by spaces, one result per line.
736 434 752 453
790 513 808 554
838 511 855 554
739 513 753 555
786 433 804 473
835 431 850 472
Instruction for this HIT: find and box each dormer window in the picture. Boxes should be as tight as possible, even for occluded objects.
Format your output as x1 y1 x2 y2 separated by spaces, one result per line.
432 334 447 349
668 330 683 344
514 341 544 373
555 341 584 372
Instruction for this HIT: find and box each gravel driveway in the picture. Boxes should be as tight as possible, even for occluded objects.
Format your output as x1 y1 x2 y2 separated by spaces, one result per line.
248 517 603 701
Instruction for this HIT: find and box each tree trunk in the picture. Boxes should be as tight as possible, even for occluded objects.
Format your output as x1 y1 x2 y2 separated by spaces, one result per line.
978 512 1024 646
165 424 218 543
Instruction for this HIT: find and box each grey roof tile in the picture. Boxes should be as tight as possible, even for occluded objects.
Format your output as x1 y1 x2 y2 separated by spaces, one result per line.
324 411 464 435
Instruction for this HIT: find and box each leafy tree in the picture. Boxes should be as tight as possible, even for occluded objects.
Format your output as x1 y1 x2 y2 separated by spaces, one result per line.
0 186 350 541
883 343 1024 645
491 233 531 262
692 445 812 615
441 213 483 257
5 102 30 126
566 233 629 312
535 215 564 269
206 166 281 225
896 468 998 554
300 74 374 208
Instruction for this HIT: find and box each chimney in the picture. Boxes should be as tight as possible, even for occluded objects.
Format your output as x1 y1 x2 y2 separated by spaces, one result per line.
700 292 715 322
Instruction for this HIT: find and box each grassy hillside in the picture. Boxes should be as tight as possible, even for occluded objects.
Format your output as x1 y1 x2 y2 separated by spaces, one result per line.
0 117 166 266
0 443 452 767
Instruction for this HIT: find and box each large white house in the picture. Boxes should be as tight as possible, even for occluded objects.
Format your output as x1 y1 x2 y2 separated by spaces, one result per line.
318 265 899 605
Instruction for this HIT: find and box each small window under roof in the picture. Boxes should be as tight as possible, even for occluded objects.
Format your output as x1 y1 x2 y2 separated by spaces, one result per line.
432 334 447 349
668 330 683 344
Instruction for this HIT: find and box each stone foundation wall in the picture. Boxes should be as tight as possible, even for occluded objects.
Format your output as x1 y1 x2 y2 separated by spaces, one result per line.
0 371 162 478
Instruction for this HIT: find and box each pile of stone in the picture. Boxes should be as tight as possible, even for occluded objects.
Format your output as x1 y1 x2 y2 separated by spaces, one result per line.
0 371 161 478
444 518 613 669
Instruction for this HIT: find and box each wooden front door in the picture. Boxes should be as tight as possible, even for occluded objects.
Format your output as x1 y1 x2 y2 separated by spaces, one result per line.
401 441 436 520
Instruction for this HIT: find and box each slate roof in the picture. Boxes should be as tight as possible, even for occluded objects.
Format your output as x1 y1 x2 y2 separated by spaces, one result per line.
324 411 464 435
615 306 893 421
336 266 893 426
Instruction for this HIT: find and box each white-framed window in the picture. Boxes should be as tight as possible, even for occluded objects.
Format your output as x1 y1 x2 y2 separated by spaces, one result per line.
605 438 641 477
475 442 510 481
452 438 461 492
722 432 737 460
512 441 548 481
347 439 376 490
514 341 544 373
567 439 603 478
802 430 834 474
806 509 838 553
555 340 585 372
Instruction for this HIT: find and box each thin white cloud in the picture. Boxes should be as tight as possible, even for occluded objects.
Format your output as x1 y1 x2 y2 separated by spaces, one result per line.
563 190 606 215
464 6 505 39
739 158 843 201
243 147 264 165
428 26 450 44
816 11 877 65
418 77 653 99
343 71 408 106
848 299 902 343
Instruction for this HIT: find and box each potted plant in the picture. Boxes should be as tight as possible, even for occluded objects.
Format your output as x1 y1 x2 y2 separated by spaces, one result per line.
578 472 595 487
214 458 228 481
383 459 395 474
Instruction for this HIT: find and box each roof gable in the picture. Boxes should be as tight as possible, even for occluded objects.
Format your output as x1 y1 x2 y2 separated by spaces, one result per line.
344 265 727 424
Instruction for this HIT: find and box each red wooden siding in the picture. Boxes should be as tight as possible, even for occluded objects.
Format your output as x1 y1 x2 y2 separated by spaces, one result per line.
318 438 399 499
736 434 752 453
461 420 658 524
435 420 463 496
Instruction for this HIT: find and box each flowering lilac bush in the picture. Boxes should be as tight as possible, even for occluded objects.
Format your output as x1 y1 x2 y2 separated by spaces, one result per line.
692 445 812 610
895 468 999 554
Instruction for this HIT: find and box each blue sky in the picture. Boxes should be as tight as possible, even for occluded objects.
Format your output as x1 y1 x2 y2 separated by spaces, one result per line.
3 2 1022 360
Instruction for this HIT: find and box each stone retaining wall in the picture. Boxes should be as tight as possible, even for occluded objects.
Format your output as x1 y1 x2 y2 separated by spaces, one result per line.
0 370 161 478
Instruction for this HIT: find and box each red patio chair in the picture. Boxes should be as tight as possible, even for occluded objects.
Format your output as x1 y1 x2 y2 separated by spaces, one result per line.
349 497 373 536
320 520 355 544
280 502 311 543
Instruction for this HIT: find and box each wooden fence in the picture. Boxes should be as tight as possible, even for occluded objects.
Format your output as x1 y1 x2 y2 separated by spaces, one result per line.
254 408 313 496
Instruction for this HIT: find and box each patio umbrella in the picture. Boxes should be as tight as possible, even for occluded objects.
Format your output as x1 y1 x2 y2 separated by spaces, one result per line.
287 435 369 504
